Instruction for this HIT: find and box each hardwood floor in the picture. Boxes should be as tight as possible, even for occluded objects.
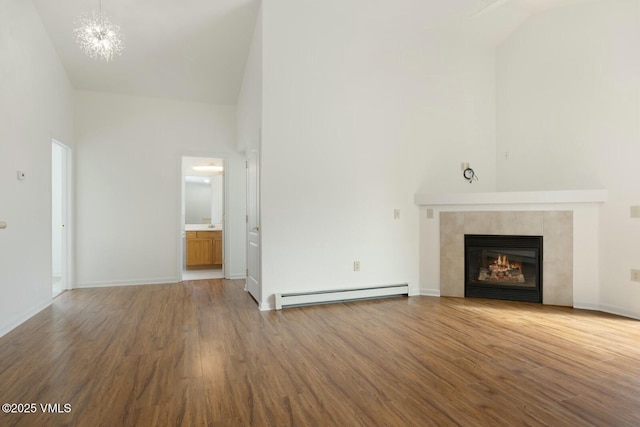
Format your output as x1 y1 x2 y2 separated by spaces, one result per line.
0 280 639 426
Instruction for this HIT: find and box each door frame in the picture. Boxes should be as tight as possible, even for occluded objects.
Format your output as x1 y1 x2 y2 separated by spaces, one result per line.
178 152 229 280
51 139 73 296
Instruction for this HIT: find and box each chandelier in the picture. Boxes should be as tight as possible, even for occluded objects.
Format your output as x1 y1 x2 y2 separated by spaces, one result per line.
74 1 124 61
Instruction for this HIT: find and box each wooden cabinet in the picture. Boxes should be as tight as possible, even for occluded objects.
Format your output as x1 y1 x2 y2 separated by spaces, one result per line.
212 232 223 264
186 230 223 267
186 238 212 266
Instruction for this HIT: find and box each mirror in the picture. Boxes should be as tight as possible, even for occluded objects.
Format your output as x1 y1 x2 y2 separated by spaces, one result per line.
183 157 224 228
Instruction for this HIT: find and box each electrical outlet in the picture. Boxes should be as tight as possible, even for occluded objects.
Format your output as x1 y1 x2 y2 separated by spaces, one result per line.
394 209 400 220
631 269 640 282
426 209 434 219
354 261 360 272
631 206 640 218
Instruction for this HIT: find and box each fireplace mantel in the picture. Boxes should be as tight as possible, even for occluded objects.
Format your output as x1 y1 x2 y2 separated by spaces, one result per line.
414 189 607 206
417 189 605 312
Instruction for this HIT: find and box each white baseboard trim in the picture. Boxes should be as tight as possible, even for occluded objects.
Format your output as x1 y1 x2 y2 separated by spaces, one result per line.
419 288 441 297
227 274 247 280
598 304 640 321
259 301 274 311
572 302 600 311
574 302 640 320
0 300 52 338
75 277 180 288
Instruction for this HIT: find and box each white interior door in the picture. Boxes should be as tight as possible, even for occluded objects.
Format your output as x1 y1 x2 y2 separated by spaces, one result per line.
246 149 261 303
52 140 70 297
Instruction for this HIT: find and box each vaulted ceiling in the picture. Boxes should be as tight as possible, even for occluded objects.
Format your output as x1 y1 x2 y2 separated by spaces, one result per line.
31 0 590 106
32 0 260 105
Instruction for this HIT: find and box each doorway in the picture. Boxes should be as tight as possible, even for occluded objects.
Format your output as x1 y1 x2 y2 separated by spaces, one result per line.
52 140 71 297
181 156 225 281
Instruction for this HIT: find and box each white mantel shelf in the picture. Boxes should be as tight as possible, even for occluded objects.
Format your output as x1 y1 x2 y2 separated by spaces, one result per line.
414 190 608 206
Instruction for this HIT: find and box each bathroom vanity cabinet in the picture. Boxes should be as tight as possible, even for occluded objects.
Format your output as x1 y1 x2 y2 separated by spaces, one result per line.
186 230 222 267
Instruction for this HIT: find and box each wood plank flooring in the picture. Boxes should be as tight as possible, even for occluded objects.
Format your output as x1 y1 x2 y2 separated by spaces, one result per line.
0 280 639 426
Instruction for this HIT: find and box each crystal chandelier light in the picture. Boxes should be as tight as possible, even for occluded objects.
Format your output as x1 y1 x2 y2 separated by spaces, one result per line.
74 0 124 61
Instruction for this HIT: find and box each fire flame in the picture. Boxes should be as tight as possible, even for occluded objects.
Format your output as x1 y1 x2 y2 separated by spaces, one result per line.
489 255 521 273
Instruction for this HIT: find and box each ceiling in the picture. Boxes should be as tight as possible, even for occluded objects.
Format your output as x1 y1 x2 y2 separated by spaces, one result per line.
32 0 260 105
31 0 589 106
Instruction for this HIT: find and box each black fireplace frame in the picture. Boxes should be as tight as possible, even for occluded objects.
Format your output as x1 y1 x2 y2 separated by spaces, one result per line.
464 234 543 303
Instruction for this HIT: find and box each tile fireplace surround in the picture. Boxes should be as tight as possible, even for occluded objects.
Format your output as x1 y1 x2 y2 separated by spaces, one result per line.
440 210 571 305
416 190 608 308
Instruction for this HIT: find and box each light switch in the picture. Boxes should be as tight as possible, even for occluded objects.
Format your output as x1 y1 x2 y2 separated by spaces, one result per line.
631 206 640 218
426 209 434 219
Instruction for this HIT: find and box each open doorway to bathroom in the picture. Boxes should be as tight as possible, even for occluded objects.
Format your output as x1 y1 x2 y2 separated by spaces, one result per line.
181 156 225 281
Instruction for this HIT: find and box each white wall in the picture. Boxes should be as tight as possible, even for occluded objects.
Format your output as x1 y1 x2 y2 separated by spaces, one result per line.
0 0 74 336
211 174 223 224
497 0 640 318
260 0 497 308
75 91 246 286
236 3 262 152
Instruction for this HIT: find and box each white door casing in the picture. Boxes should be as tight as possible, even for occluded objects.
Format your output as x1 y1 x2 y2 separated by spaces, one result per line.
180 155 226 280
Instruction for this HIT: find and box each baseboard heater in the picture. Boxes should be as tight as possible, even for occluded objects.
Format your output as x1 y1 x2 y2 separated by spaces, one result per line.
275 283 409 310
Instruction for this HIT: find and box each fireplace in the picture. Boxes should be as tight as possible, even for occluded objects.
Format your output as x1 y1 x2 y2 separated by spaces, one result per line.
465 235 543 303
